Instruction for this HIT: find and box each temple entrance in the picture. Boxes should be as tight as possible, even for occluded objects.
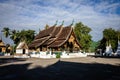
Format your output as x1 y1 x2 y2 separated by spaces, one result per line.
23 49 25 54
40 47 42 51
66 41 74 52
69 42 73 52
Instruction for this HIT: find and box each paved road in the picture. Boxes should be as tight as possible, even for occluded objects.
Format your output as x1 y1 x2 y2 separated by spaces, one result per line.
0 56 120 80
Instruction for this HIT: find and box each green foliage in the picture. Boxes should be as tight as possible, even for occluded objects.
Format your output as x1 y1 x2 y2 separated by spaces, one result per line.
103 28 117 41
2 27 35 45
98 28 120 52
11 30 35 44
89 41 100 52
56 54 60 58
55 52 61 58
1 27 10 38
74 22 92 52
20 30 35 44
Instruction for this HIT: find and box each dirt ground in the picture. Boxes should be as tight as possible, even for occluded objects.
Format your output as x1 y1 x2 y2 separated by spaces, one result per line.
0 56 120 80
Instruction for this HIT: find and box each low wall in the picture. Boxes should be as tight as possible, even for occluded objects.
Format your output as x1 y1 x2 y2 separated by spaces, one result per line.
86 53 95 55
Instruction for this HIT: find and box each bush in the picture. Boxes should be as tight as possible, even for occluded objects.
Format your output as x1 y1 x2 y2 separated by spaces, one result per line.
55 52 61 58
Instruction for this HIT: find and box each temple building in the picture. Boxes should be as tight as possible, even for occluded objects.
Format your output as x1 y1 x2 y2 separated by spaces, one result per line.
29 25 81 52
105 43 113 56
16 41 29 54
0 39 6 52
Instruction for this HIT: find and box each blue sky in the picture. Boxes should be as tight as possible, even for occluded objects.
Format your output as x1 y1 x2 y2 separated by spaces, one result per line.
0 0 120 44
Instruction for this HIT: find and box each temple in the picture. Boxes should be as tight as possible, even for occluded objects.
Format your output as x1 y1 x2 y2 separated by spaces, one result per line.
16 41 29 54
103 40 113 56
29 25 81 53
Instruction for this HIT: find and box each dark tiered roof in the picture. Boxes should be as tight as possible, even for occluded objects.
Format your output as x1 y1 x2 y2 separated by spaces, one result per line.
29 25 80 48
35 26 55 39
48 26 72 47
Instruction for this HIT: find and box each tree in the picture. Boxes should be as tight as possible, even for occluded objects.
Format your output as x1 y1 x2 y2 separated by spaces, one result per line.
74 22 92 52
2 27 35 45
23 30 35 44
116 30 120 40
1 27 10 38
5 44 10 53
11 29 35 45
90 40 100 52
10 30 18 44
98 28 120 53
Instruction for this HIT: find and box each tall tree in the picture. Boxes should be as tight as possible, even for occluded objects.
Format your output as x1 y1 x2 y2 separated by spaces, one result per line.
10 30 18 44
1 27 10 38
98 28 120 52
23 30 35 44
74 22 92 52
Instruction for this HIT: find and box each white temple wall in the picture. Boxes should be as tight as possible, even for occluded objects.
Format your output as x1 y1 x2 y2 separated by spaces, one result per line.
16 49 23 54
16 49 28 54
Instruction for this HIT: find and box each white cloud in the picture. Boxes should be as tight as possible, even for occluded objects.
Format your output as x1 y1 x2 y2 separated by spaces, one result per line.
0 0 120 44
95 1 120 14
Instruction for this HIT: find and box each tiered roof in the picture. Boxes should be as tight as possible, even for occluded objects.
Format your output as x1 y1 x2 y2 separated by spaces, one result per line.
29 25 80 48
48 26 72 47
43 26 63 46
35 26 55 39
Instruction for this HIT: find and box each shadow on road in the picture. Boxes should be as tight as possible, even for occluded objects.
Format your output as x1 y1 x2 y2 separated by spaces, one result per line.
0 57 27 65
0 59 120 80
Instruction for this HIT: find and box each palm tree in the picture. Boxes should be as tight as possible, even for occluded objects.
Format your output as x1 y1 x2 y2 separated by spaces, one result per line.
1 27 10 38
10 30 19 44
10 30 17 41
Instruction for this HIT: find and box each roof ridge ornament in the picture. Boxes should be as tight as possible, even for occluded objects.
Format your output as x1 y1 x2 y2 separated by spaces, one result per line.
70 19 74 26
61 20 64 26
54 20 58 26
